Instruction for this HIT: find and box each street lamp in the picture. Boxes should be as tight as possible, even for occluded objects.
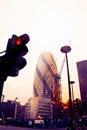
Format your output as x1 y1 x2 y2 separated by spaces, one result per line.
60 45 74 130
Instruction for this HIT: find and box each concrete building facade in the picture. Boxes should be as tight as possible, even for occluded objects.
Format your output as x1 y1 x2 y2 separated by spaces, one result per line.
25 97 52 119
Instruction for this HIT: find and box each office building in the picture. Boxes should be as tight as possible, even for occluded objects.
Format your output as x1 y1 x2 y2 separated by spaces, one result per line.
25 97 52 119
77 60 87 101
33 51 62 103
0 100 25 119
25 51 63 119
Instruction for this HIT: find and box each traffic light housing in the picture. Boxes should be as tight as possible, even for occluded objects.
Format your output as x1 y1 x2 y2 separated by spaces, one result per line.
74 101 79 111
73 99 80 112
0 34 30 81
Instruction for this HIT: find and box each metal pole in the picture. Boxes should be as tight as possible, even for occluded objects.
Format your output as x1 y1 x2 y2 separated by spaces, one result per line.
0 81 4 118
65 53 74 130
14 97 18 119
60 46 74 130
0 82 4 102
14 102 17 119
70 81 75 102
70 81 75 122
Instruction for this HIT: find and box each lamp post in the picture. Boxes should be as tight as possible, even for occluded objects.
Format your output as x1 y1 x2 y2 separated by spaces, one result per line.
60 46 74 130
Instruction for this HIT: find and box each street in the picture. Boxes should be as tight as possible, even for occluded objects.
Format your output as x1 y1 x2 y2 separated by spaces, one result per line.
0 125 66 130
0 125 87 130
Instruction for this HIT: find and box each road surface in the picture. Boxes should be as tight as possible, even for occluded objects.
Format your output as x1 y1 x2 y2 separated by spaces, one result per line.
0 125 66 130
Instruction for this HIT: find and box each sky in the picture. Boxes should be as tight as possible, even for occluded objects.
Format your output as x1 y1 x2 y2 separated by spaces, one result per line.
0 0 87 104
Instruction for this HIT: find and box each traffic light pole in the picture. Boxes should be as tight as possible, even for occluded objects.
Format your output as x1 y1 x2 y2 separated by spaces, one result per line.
0 50 5 102
0 81 4 118
0 33 30 117
0 81 4 102
0 33 30 102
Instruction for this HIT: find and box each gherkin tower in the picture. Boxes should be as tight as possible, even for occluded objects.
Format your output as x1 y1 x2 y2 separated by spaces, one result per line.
33 51 62 103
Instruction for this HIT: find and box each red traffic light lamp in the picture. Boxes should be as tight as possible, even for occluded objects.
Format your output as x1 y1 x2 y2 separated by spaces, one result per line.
16 34 30 46
16 38 22 45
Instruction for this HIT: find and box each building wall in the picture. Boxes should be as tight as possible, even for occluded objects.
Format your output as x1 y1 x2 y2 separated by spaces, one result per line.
25 97 52 119
0 100 25 119
77 60 87 101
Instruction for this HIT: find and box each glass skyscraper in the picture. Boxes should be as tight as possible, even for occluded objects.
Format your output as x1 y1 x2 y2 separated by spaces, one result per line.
33 51 62 103
77 60 87 101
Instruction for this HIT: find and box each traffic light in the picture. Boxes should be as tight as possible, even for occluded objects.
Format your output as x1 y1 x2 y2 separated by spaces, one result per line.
6 34 29 60
0 34 30 81
74 101 78 111
73 99 80 112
